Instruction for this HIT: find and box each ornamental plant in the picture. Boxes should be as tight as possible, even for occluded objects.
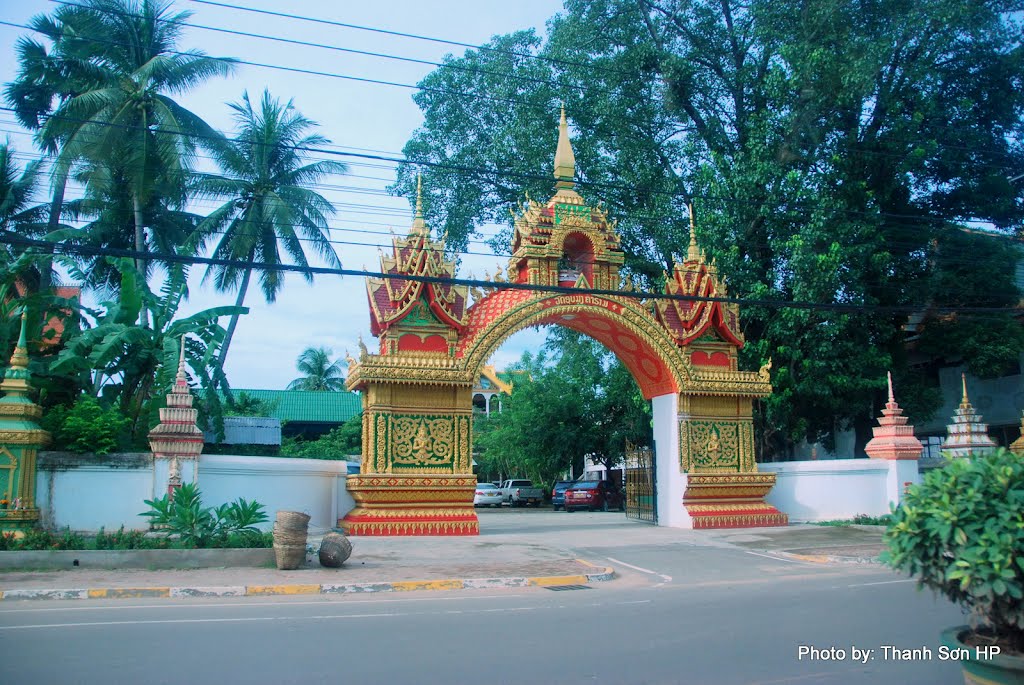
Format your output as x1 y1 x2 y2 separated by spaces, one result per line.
140 483 268 548
882 448 1024 654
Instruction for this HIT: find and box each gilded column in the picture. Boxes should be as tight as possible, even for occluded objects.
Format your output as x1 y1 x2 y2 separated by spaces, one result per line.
0 313 49 536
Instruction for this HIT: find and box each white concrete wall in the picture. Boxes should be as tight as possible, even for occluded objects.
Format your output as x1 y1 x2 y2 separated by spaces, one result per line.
759 459 919 521
199 454 355 532
36 454 154 532
653 393 691 528
34 452 356 533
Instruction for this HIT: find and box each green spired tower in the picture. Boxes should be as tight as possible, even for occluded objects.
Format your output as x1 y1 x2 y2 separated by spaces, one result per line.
0 313 49 535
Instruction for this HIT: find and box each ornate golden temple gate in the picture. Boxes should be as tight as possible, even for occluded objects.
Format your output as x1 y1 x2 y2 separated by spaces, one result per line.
341 110 787 535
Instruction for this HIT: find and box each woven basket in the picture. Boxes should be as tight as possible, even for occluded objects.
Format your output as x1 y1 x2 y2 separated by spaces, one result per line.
275 510 311 530
318 532 353 568
273 543 306 570
272 524 307 547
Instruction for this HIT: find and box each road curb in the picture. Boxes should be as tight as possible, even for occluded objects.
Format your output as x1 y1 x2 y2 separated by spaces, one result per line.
0 563 616 602
774 551 883 565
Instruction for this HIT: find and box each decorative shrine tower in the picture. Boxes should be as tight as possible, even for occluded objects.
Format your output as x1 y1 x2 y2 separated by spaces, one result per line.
148 337 204 496
0 313 48 535
940 374 997 458
343 177 477 535
864 373 924 461
1010 413 1024 457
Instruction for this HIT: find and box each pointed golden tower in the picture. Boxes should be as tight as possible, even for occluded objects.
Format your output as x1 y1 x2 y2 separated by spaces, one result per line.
940 374 997 458
1009 412 1024 457
0 312 49 534
553 105 576 191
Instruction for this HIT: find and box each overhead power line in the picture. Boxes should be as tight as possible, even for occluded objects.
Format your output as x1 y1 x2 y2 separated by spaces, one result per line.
3 105 1017 235
2 233 1021 316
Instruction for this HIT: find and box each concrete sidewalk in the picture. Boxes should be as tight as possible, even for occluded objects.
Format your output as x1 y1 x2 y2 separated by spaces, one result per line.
0 518 889 601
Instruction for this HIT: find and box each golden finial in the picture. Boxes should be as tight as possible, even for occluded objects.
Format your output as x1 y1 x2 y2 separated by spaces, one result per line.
687 203 700 261
960 373 970 408
553 104 576 189
410 173 429 237
887 371 895 405
415 173 423 218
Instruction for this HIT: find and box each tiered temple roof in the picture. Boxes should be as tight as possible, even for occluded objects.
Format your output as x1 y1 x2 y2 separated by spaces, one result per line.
653 216 744 347
366 176 469 347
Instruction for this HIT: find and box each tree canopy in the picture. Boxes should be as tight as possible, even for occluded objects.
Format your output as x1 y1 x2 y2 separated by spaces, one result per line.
474 329 651 485
396 0 1024 454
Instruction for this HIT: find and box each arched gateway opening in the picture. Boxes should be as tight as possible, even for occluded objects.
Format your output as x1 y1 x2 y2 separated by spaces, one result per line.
341 110 787 535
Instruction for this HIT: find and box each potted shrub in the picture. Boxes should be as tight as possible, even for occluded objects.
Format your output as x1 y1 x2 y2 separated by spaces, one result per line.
883 447 1024 684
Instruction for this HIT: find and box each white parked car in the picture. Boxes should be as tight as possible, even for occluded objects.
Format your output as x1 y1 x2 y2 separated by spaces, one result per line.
473 482 503 507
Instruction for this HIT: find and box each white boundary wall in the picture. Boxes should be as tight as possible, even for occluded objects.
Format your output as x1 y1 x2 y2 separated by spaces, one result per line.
35 452 356 533
759 458 920 521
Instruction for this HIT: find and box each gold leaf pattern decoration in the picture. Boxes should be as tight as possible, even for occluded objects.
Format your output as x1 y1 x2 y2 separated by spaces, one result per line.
392 416 455 466
688 421 740 470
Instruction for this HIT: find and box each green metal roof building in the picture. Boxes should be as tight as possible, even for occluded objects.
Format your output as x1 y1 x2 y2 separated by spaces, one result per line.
228 389 362 439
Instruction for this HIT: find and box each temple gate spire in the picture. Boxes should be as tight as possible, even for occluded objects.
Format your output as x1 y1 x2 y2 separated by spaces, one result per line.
553 105 576 190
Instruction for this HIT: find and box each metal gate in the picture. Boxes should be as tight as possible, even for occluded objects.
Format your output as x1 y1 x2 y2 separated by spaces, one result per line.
624 442 656 524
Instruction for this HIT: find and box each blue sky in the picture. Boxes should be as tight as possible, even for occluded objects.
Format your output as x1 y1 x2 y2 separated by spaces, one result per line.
0 0 560 388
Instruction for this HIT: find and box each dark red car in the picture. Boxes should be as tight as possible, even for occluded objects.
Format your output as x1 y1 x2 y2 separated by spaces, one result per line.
563 480 625 512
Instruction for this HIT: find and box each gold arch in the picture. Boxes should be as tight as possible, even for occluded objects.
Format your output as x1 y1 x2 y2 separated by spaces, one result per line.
457 292 692 399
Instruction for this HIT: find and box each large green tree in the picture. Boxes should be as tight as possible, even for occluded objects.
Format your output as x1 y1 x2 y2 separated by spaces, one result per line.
37 0 233 324
397 0 1024 455
189 89 347 379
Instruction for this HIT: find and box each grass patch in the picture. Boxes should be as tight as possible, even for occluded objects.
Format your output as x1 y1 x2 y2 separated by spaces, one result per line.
815 514 893 527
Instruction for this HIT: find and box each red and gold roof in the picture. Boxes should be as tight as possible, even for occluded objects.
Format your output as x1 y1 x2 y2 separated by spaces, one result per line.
654 223 744 348
366 177 469 339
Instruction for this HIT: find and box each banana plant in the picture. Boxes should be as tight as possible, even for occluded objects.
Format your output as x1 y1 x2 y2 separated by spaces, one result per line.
52 258 246 441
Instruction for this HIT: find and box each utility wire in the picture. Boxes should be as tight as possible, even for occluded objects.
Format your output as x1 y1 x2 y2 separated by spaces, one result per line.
3 105 1017 235
47 0 594 97
5 12 1020 168
3 233 1021 316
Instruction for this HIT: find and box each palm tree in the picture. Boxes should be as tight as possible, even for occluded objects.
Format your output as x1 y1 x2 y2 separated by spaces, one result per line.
0 142 45 235
4 4 99 319
287 347 346 392
190 89 347 382
0 141 48 353
37 0 233 323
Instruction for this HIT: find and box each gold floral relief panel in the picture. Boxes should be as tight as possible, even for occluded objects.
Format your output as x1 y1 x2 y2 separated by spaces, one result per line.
680 420 755 473
391 415 456 468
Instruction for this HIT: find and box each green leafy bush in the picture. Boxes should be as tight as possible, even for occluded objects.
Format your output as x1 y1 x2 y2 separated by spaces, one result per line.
279 415 361 460
140 482 269 548
883 448 1024 653
42 397 130 454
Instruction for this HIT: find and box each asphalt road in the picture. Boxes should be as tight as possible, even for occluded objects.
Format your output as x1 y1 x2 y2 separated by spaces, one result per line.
0 511 966 685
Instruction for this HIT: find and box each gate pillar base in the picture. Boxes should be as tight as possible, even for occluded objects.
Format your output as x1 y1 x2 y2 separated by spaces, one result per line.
340 474 479 536
683 473 788 529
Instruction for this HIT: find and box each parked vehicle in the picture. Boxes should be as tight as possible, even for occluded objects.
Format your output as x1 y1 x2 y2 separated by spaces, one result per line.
564 480 625 512
473 482 503 507
551 481 575 511
499 479 544 507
